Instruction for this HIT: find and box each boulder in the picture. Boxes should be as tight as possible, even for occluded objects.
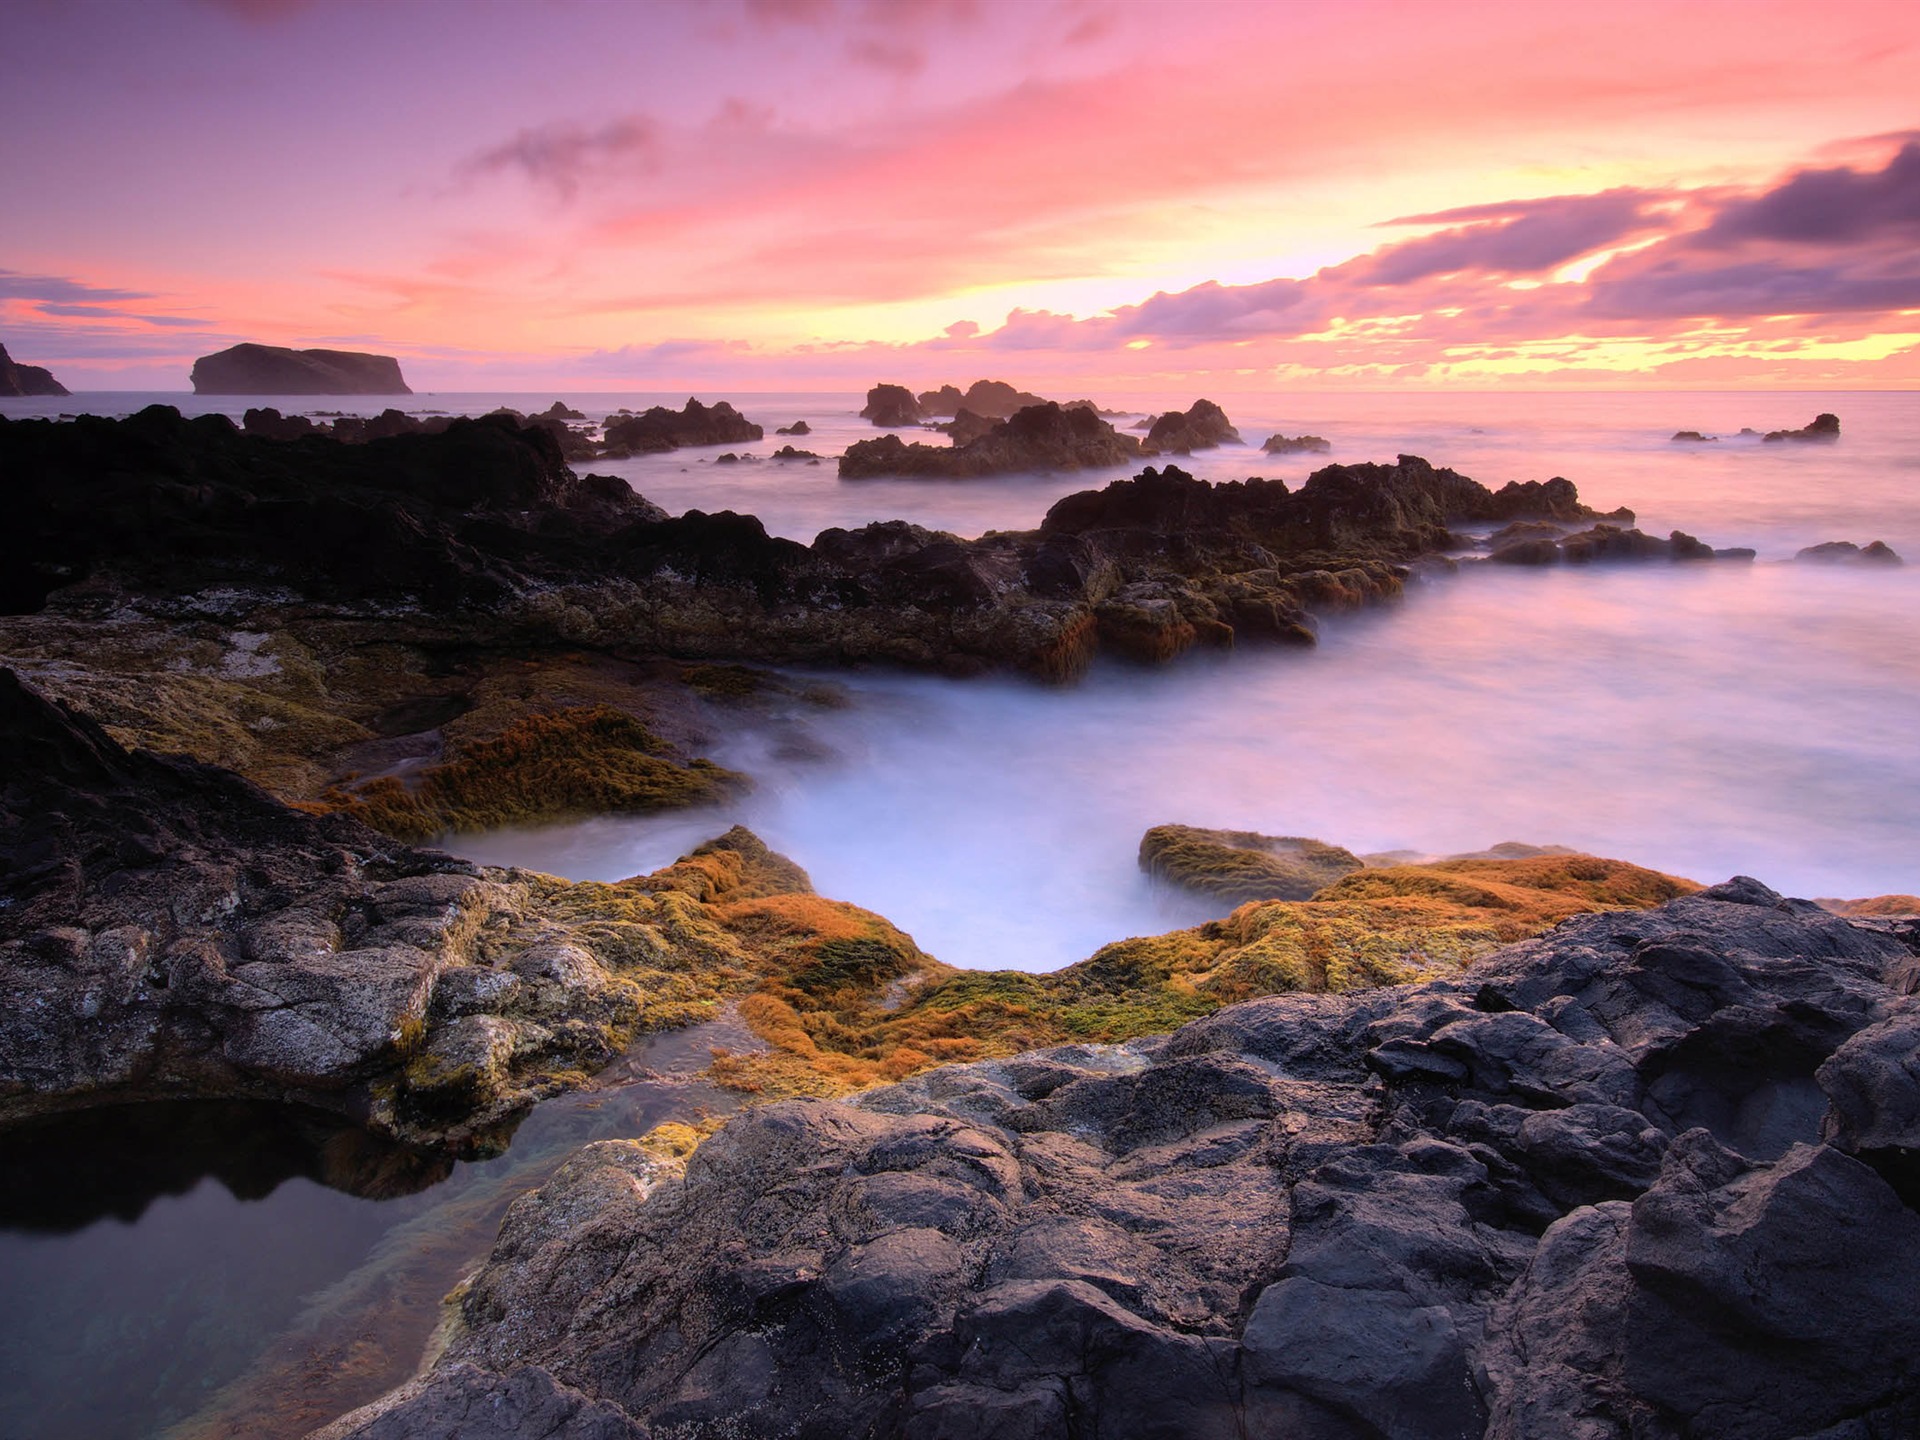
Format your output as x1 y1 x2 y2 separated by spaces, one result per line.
1263 432 1331 455
602 397 761 454
860 384 923 426
775 420 811 435
1146 398 1241 452
1796 540 1904 565
0 342 68 397
1763 413 1841 443
191 343 411 395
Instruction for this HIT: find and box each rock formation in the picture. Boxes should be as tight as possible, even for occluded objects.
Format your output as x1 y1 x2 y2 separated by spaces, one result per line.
776 420 812 435
191 344 411 395
916 379 1049 420
1139 824 1364 903
1263 432 1331 455
0 341 68 396
839 401 1143 480
1670 430 1715 442
1796 539 1904 565
1764 413 1841 443
861 384 923 426
0 409 1681 680
325 877 1920 1439
1488 521 1755 565
1146 398 1241 452
602 397 762 454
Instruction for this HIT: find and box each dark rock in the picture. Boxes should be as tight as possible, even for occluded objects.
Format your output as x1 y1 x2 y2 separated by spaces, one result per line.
1763 413 1841 443
541 401 586 420
771 445 820 459
1491 523 1753 566
242 406 319 440
191 343 410 395
602 397 761 454
916 380 1048 420
861 383 923 426
1145 398 1240 453
1263 432 1332 455
937 406 997 447
775 420 811 435
1670 430 1716 442
0 341 69 397
839 402 1143 480
338 885 1920 1437
1796 539 1904 565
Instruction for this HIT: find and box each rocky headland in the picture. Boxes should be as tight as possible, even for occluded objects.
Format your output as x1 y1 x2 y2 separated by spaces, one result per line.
319 875 1920 1439
192 343 412 395
0 340 69 396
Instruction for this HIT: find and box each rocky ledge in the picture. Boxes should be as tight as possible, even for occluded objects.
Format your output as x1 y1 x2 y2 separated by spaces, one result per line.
321 878 1920 1440
192 343 411 395
6 408 1683 677
0 340 69 397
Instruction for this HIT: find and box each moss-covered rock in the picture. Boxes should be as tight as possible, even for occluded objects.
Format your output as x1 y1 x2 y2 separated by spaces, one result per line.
1140 824 1366 903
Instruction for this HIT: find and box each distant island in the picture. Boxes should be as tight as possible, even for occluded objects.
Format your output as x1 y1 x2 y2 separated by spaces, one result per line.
0 342 68 397
190 342 411 395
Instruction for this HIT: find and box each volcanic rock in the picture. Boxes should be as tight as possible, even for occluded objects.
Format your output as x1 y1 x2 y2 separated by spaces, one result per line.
330 878 1920 1438
938 406 997 446
1263 432 1331 455
1139 824 1365 903
1145 398 1241 452
1763 413 1841 443
0 342 69 397
775 421 812 435
1670 430 1716 442
1796 539 1904 565
191 343 411 396
602 397 762 454
541 401 586 421
840 402 1142 479
915 379 1050 420
861 384 923 427
1490 523 1756 565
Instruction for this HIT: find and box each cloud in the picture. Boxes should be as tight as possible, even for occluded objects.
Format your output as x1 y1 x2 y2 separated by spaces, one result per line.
0 269 152 304
846 36 926 72
1354 189 1674 285
1695 140 1920 246
33 302 206 328
743 0 836 22
461 117 661 200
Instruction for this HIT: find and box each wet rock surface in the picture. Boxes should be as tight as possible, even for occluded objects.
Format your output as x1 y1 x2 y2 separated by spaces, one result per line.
329 878 1920 1439
5 409 1671 678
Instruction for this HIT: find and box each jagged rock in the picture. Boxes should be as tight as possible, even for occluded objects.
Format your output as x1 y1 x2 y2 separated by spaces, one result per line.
916 379 1048 420
1263 432 1331 455
938 406 997 446
1763 413 1840 443
242 405 320 440
541 401 586 421
602 397 761 454
839 402 1143 479
1796 539 1904 565
771 445 820 459
861 384 923 426
775 420 812 435
1139 824 1364 903
332 879 1920 1438
1146 398 1241 452
191 343 410 395
1491 524 1756 565
0 341 68 396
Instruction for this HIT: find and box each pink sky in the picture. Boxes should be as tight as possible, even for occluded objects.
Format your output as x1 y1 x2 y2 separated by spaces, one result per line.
3 0 1917 392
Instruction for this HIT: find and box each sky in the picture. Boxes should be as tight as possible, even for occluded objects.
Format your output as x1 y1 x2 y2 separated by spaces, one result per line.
2 0 1918 393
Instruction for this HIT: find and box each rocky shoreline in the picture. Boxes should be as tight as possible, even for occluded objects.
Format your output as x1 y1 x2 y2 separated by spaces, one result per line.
5 402 1916 1439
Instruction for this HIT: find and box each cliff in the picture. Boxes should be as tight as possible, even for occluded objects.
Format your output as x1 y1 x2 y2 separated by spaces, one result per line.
191 343 411 395
0 342 68 397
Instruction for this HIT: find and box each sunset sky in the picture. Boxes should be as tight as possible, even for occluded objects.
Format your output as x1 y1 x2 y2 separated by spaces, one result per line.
4 0 1917 392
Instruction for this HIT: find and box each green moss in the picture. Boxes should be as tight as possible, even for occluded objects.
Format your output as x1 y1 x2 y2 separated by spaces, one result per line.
1139 824 1365 903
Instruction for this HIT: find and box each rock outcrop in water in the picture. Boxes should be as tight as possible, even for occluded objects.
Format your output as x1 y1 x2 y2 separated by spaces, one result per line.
1 409 1672 682
1487 521 1755 565
327 877 1920 1439
1140 824 1364 903
0 341 68 396
1263 431 1331 455
840 402 1143 481
861 384 923 426
1796 539 1903 565
915 379 1049 420
191 343 411 395
1765 412 1841 443
1145 398 1241 453
602 397 762 454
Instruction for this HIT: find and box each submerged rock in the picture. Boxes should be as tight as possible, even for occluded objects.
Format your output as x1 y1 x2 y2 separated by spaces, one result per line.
191 343 410 395
1796 539 1904 565
332 877 1920 1438
0 341 68 397
1490 523 1756 565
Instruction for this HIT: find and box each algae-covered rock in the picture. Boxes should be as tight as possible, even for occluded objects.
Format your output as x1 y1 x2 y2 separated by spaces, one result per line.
333 879 1920 1439
1138 823 1364 903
